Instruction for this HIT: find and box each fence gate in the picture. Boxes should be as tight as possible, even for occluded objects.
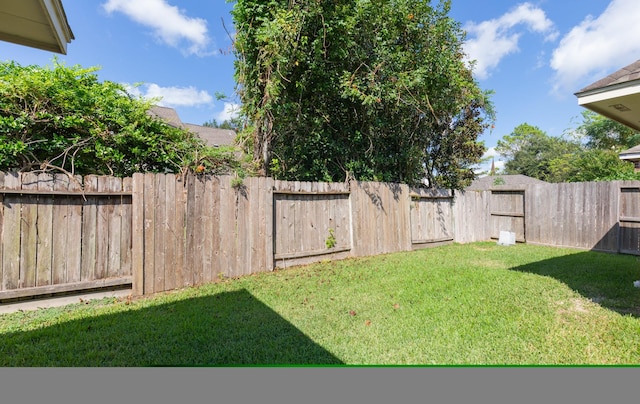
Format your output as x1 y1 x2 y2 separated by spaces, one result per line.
618 186 640 255
490 190 526 243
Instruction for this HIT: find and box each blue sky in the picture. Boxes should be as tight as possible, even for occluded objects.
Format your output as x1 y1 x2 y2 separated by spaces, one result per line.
2 0 639 174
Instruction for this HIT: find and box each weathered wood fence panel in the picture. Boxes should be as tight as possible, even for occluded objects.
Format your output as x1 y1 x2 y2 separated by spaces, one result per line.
525 182 620 252
0 172 133 300
273 180 351 268
350 181 412 257
409 189 454 248
8 171 640 302
490 189 526 242
452 190 490 244
618 182 640 255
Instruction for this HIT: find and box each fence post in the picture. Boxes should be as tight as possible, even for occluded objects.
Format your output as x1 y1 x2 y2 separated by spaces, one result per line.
131 173 144 296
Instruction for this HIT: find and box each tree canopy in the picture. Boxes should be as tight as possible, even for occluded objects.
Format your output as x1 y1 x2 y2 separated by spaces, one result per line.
0 60 239 177
495 123 580 182
232 0 492 189
495 117 640 183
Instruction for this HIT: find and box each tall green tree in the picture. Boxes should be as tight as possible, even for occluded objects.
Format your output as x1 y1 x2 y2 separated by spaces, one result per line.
495 123 580 181
232 0 492 188
550 148 638 182
0 60 239 177
577 110 640 150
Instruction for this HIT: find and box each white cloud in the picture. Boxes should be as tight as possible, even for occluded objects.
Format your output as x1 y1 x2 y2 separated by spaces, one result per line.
125 83 213 107
102 0 212 56
550 0 640 94
216 102 240 122
463 3 557 79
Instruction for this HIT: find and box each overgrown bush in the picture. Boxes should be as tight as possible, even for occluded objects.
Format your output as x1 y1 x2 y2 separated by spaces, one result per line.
0 59 240 177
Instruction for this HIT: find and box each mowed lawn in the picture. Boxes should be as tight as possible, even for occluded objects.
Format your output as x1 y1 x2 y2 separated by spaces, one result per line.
1 242 640 366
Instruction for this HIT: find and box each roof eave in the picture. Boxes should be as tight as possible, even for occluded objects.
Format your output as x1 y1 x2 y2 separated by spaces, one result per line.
39 0 75 55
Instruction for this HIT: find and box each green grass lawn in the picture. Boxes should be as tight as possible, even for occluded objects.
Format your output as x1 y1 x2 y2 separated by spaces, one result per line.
2 242 640 366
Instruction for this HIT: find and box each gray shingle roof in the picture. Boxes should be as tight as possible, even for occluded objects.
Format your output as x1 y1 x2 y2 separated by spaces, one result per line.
184 124 236 148
465 174 548 191
147 105 185 128
577 59 640 94
147 105 236 148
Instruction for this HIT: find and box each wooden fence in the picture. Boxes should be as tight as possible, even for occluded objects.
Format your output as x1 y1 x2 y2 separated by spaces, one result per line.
3 172 640 301
0 172 132 300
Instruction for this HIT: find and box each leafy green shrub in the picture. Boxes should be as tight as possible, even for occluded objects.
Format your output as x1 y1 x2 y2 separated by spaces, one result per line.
0 59 239 177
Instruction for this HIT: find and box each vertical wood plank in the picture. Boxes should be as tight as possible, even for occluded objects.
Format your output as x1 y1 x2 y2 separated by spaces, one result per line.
210 176 222 280
20 172 38 288
51 174 70 285
94 176 110 280
163 174 176 292
132 173 145 295
35 173 54 286
106 177 123 279
264 177 274 271
153 174 166 293
81 175 98 282
174 175 186 289
120 177 133 277
201 175 214 284
183 174 196 288
2 173 22 290
143 173 156 294
66 175 83 283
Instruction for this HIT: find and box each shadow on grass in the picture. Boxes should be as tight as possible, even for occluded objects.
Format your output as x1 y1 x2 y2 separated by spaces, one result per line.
509 250 640 317
0 289 343 366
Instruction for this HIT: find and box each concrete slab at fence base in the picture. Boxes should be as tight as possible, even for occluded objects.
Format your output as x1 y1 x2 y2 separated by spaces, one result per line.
0 288 132 315
497 231 516 246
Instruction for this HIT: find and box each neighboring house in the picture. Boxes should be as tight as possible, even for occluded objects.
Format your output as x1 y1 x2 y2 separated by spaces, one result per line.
0 0 74 54
148 105 236 149
465 174 548 191
574 59 640 169
618 144 640 171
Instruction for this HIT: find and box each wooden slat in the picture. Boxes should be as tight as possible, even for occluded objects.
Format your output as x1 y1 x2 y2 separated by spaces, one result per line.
107 177 123 279
201 175 214 283
163 174 176 291
36 173 54 287
94 177 109 280
0 189 132 196
120 177 133 277
81 176 98 282
2 173 22 290
0 277 132 301
66 175 83 283
153 174 166 293
174 175 186 289
51 175 70 285
131 173 145 296
20 173 39 288
184 174 197 286
143 173 156 294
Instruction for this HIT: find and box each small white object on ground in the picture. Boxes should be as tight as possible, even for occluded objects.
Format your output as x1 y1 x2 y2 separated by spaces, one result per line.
497 231 516 246
633 280 640 288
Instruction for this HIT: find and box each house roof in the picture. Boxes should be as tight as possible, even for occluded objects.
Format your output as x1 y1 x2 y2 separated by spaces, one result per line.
184 124 236 148
575 59 640 131
148 105 184 129
0 0 74 54
147 105 236 148
619 144 640 161
465 174 548 191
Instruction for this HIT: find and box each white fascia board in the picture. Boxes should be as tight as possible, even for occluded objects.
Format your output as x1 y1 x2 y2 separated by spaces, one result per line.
577 81 640 106
39 0 73 54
